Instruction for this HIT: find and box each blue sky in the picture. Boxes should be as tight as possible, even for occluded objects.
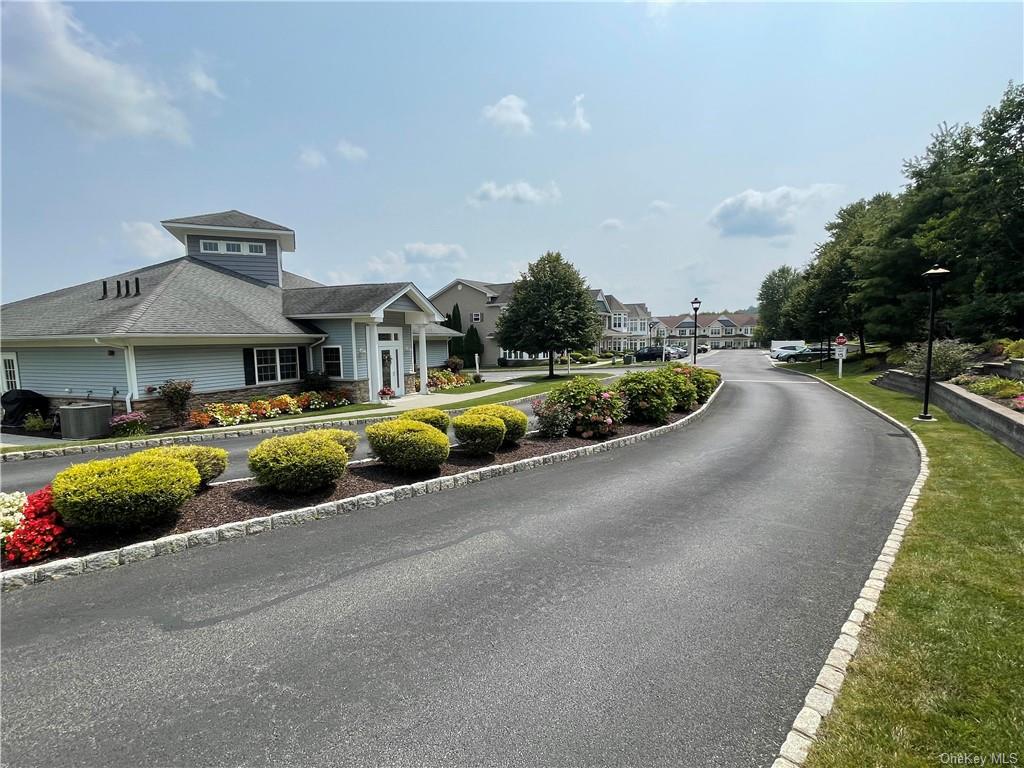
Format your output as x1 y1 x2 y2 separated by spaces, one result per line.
2 2 1021 314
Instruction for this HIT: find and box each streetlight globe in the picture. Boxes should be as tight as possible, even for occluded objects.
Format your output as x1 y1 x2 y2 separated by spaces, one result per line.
691 297 701 312
923 264 951 281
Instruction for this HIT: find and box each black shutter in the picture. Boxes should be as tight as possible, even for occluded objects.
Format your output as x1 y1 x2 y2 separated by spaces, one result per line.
243 348 256 385
298 347 309 378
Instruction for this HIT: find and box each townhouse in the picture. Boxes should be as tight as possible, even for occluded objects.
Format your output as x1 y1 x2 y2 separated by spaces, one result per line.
656 312 760 350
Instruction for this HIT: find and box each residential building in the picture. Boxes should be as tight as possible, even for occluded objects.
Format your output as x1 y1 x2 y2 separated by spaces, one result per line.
657 312 760 350
0 211 458 419
428 279 515 366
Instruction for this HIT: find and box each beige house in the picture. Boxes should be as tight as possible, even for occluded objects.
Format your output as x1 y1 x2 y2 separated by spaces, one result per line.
428 279 514 366
657 312 760 350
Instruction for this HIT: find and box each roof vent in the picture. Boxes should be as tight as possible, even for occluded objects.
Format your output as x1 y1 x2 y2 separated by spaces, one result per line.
101 280 108 299
134 277 141 296
115 281 122 298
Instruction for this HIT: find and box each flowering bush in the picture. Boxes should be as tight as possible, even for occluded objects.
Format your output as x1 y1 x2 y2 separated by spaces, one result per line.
157 379 193 425
616 371 676 424
379 386 395 399
204 402 257 427
247 399 281 420
532 397 575 438
269 394 302 414
188 410 213 428
4 486 72 565
1013 394 1024 412
0 491 28 548
195 389 352 427
419 368 470 391
546 376 625 439
110 411 149 437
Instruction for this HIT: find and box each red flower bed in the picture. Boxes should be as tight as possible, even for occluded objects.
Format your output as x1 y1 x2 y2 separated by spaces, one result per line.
3 486 72 566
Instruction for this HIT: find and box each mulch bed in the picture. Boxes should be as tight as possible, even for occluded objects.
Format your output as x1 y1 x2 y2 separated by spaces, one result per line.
3 415 688 570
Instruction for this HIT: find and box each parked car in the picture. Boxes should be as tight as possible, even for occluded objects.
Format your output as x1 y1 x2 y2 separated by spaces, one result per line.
696 344 710 354
770 344 803 359
634 346 681 361
667 346 688 358
775 346 821 362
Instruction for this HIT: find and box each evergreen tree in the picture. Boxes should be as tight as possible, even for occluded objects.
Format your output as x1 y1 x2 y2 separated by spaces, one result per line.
445 304 465 358
463 324 484 364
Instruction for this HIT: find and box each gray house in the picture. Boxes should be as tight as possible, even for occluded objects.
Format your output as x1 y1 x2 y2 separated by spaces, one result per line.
0 211 457 418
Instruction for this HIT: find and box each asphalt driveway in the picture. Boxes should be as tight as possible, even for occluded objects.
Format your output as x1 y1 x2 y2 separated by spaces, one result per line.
0 350 918 767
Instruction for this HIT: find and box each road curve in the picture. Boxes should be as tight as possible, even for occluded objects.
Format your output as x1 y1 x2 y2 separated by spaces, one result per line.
0 351 919 767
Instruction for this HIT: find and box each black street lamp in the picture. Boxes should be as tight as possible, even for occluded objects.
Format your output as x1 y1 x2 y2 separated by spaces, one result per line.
691 297 701 364
817 309 827 370
648 320 658 350
916 264 951 422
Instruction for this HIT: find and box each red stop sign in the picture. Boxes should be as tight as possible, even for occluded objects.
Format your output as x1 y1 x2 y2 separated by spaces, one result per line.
835 334 848 346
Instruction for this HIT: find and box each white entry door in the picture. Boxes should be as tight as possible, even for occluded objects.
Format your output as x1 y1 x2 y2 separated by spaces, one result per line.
378 342 404 396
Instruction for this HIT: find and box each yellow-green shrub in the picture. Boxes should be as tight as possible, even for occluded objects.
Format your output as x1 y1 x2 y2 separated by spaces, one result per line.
452 413 506 455
306 428 359 456
139 445 228 485
248 432 348 493
400 407 451 433
52 454 200 530
365 419 450 472
465 404 527 445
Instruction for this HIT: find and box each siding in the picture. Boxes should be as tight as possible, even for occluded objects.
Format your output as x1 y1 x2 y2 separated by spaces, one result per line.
186 235 280 285
14 347 129 398
354 323 368 379
387 295 420 311
135 345 246 393
427 339 449 366
310 319 355 379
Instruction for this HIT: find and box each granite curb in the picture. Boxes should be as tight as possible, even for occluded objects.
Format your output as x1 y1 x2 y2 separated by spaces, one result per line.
1 381 723 593
769 367 930 768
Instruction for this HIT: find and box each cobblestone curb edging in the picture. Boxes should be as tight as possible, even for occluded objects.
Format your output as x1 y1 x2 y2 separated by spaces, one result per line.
0 391 547 463
769 368 929 768
1 382 723 593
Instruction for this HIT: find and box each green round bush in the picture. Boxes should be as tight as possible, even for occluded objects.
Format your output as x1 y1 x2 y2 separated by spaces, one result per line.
306 428 360 456
139 445 228 485
615 371 675 424
654 366 699 412
400 407 451 433
365 419 450 473
52 454 200 531
452 413 506 455
465 404 528 445
248 432 348 493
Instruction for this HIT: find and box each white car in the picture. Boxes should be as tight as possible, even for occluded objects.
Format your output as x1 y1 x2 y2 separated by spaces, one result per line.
770 344 803 359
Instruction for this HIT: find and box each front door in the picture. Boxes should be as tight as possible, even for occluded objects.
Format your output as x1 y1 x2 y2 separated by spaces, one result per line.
379 343 404 396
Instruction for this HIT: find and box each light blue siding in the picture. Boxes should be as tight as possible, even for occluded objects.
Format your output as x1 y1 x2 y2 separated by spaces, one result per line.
187 235 280 285
354 323 368 379
310 319 355 379
13 347 129 398
387 295 419 311
426 340 449 367
135 345 245 393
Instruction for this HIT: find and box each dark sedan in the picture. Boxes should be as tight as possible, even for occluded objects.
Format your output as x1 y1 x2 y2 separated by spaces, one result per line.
634 346 684 361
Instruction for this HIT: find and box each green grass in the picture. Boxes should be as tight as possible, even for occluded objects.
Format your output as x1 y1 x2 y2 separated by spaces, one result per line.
436 372 613 410
0 402 390 454
782 359 1024 767
429 381 507 395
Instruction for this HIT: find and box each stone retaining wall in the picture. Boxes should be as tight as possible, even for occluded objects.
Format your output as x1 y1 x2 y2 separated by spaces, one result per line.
872 369 1024 458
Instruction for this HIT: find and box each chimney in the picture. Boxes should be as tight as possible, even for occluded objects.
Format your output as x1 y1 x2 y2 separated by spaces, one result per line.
134 277 141 296
123 279 130 297
115 281 122 298
101 280 108 299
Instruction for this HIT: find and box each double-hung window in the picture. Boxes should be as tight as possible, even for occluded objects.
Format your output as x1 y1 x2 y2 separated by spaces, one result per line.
255 347 299 383
200 240 220 253
471 312 482 323
322 347 343 378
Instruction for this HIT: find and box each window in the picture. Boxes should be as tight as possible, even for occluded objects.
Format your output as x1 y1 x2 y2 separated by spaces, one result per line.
725 327 735 335
1 353 19 394
322 347 342 378
200 241 219 253
471 312 482 323
225 242 243 253
255 347 300 383
378 332 398 342
248 243 265 255
710 327 722 336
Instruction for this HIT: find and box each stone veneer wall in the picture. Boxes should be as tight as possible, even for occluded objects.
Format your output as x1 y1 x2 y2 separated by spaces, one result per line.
873 369 1024 458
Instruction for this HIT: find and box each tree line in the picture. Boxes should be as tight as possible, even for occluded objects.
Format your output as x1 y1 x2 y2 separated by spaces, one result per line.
755 83 1023 352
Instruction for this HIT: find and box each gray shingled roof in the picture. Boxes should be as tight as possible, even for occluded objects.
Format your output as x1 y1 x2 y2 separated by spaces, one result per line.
425 323 463 337
161 210 292 232
604 294 628 312
282 283 411 316
281 271 324 289
1 258 318 338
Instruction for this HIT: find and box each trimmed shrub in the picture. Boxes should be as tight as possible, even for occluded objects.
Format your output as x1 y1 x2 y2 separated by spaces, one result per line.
465 404 528 445
616 371 675 424
860 356 882 372
248 432 348 493
472 373 484 383
966 376 1024 399
446 355 465 373
157 379 193 425
532 397 574 438
401 407 451 433
903 340 976 380
53 454 200 531
308 428 360 456
365 419 450 473
654 366 699 412
452 413 506 455
139 445 228 485
546 376 625 438
1006 339 1024 359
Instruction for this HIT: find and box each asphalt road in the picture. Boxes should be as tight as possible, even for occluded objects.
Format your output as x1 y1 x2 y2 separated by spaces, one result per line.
0 350 918 767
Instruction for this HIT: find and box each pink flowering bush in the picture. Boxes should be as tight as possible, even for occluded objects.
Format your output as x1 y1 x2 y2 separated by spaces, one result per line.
546 376 625 439
1012 394 1024 412
109 411 149 437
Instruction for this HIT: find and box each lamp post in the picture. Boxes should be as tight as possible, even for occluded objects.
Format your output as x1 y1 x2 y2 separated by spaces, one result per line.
915 264 951 422
648 321 658 351
691 297 701 365
817 309 827 370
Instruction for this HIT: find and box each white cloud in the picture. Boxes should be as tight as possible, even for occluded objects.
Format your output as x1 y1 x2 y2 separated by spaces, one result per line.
336 138 368 162
708 184 840 238
554 94 591 133
121 222 181 262
2 2 190 143
469 180 561 206
188 60 223 99
298 147 327 169
600 218 624 231
481 94 533 135
367 242 467 281
648 199 674 215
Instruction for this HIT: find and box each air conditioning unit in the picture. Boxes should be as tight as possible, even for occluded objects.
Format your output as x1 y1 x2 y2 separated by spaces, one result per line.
59 404 112 440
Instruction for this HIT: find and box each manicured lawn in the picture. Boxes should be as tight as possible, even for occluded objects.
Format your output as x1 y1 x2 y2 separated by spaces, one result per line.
437 372 613 410
784 359 1024 767
0 402 390 454
429 381 507 395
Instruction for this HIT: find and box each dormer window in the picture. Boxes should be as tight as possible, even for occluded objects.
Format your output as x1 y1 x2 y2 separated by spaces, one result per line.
199 239 268 255
201 240 220 253
247 243 265 255
225 242 243 253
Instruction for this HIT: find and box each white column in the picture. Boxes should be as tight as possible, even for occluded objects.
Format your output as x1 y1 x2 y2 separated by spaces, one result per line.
418 325 429 394
367 322 380 402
